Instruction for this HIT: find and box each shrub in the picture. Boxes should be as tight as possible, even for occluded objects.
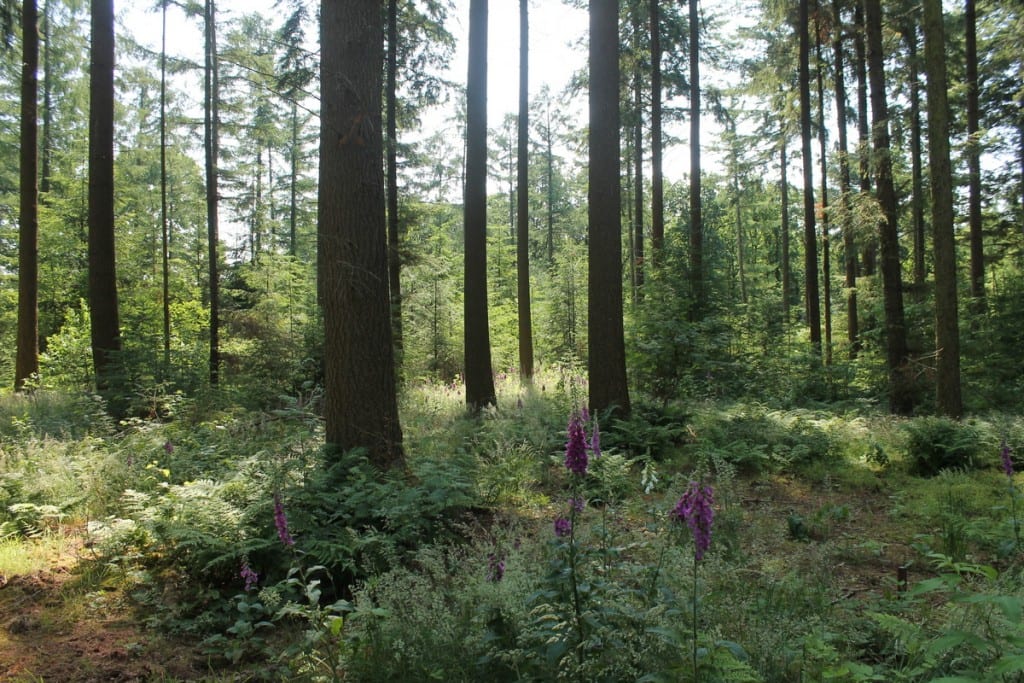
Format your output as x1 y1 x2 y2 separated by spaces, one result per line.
903 417 984 476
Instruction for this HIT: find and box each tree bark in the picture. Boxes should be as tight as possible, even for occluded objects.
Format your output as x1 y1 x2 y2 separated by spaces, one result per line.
965 0 984 307
88 0 123 401
464 0 496 411
516 0 534 382
799 0 822 355
588 0 630 417
631 5 644 297
906 21 926 299
688 0 703 319
320 0 404 465
650 0 664 260
833 0 859 357
386 0 404 360
160 0 171 372
815 12 832 364
854 0 874 275
16 0 40 390
781 135 792 324
922 0 963 418
204 0 220 385
866 0 913 415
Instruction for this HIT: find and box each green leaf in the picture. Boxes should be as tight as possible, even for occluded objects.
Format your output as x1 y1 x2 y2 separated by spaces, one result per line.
994 654 1024 675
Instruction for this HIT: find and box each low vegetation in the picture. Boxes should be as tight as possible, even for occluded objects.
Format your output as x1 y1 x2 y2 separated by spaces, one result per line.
2 372 1023 682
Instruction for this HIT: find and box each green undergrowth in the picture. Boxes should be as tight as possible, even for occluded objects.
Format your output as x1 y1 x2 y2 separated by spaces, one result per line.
1 381 1023 681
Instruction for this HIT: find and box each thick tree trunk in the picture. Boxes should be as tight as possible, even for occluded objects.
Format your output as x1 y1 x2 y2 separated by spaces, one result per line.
204 0 220 385
88 0 123 401
688 0 703 319
866 0 913 415
320 0 403 465
588 0 630 417
650 0 664 260
16 0 40 390
464 0 496 411
799 0 822 355
516 0 534 382
386 0 404 359
833 0 859 357
922 0 963 418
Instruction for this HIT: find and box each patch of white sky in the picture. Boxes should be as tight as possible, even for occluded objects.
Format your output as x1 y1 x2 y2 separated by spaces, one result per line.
122 0 762 212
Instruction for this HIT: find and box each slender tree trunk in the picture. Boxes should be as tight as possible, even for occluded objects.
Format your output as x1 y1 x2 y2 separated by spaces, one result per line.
866 0 913 415
88 0 122 401
40 0 52 197
733 143 747 304
816 15 832 364
464 0 496 411
386 0 404 359
204 0 220 385
781 135 792 324
799 0 822 355
688 0 703 319
923 0 962 418
516 0 534 382
289 103 298 256
965 0 984 308
854 1 875 275
16 0 40 390
589 0 630 417
650 0 664 260
631 6 644 296
160 0 171 372
320 0 403 466
545 102 555 264
833 0 859 357
906 22 926 299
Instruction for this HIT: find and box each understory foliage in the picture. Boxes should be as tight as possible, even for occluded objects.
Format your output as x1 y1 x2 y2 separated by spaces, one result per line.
2 379 1024 681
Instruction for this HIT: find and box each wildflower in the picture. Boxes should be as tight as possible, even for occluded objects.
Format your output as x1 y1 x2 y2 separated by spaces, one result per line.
273 493 295 547
1002 439 1015 478
581 406 590 424
240 558 259 591
554 516 572 538
569 496 586 513
565 412 589 476
486 553 505 582
163 440 174 454
672 482 715 561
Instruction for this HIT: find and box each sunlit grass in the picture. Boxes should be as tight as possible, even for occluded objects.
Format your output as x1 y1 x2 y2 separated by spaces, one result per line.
0 534 66 577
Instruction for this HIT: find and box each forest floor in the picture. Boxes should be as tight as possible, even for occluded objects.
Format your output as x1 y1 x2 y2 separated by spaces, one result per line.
0 471 936 682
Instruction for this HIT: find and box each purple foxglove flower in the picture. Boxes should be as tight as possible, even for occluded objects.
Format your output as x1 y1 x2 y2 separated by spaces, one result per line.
569 496 585 513
565 412 589 476
554 517 572 537
240 559 259 591
1002 439 1015 478
486 553 505 582
672 481 714 561
273 493 295 547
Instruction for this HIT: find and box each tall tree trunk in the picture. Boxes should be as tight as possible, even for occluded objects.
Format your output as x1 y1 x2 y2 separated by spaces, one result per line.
631 5 644 296
833 0 859 357
923 0 962 418
650 0 664 260
816 13 832 364
906 21 926 299
965 0 984 307
88 0 122 402
545 102 555 264
386 0 404 359
204 0 220 385
688 0 703 319
781 134 792 324
320 0 403 466
866 0 913 415
733 138 747 304
516 0 534 383
799 0 822 355
854 0 874 275
160 0 171 372
464 0 496 411
589 0 630 417
289 102 298 256
40 0 52 196
16 0 40 390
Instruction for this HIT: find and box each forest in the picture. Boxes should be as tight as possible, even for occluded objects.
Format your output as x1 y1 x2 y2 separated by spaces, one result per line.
1 0 1023 679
